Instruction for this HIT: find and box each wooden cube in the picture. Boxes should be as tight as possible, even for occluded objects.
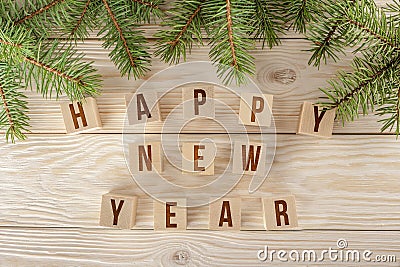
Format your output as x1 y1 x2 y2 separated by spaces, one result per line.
129 142 163 174
99 193 138 229
239 93 273 127
181 142 215 175
60 97 102 134
297 102 336 138
125 92 161 125
154 199 187 231
232 142 267 176
209 198 241 230
262 195 298 230
182 85 215 119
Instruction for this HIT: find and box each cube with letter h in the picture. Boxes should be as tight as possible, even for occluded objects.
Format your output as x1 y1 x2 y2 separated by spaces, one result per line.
182 85 215 119
129 142 163 173
99 193 138 229
126 92 161 125
297 102 336 138
239 93 273 127
60 97 102 134
262 195 298 230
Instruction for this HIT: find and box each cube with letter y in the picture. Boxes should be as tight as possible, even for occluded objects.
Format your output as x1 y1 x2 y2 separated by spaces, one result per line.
297 102 336 138
99 193 138 229
60 97 102 134
262 195 298 230
239 93 273 127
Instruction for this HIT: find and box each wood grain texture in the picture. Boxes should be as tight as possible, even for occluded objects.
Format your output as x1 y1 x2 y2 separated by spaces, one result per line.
0 228 397 266
19 39 388 135
0 134 399 231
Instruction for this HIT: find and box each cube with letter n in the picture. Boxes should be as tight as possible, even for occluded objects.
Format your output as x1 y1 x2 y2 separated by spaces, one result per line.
129 142 163 174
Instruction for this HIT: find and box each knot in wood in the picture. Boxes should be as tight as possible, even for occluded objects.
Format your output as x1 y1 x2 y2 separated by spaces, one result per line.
173 250 190 265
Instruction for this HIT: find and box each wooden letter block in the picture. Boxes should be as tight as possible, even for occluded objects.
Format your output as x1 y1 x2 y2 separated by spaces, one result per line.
181 142 215 175
126 92 161 125
129 142 163 174
60 97 102 134
262 195 298 230
209 198 241 230
182 85 215 119
297 102 336 138
154 199 187 231
99 193 138 229
232 142 267 176
239 93 273 127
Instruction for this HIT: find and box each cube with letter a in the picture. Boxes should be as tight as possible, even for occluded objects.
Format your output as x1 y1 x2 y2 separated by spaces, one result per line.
60 97 102 134
209 198 241 230
239 93 273 127
125 92 161 125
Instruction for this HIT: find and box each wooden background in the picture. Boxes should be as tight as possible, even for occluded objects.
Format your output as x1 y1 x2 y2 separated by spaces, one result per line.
1 0 400 265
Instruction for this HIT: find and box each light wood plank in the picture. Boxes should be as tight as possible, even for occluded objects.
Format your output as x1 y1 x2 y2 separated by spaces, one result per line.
21 39 388 135
0 134 399 230
0 228 397 266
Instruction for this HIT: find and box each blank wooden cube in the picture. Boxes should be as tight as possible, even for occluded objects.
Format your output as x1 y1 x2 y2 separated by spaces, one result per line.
239 93 273 127
232 142 267 176
181 142 215 175
129 142 163 174
60 97 102 134
99 193 138 229
154 199 187 231
209 198 241 230
125 92 161 125
182 85 215 119
262 195 298 230
297 102 336 138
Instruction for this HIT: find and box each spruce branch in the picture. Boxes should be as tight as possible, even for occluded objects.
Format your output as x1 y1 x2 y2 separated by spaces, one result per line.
154 0 204 64
204 0 256 85
130 0 164 23
251 0 284 49
0 63 30 143
320 52 400 123
281 0 321 33
100 0 150 79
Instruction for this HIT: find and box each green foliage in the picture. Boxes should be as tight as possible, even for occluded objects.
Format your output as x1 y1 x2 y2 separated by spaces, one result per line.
308 0 400 136
0 63 30 143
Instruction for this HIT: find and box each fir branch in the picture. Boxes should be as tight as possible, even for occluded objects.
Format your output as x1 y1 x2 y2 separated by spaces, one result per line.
102 0 137 69
14 0 65 25
132 0 159 9
154 0 204 64
99 0 150 79
321 51 400 123
169 5 202 48
204 0 256 85
225 0 238 68
129 0 164 23
70 0 92 36
0 63 29 143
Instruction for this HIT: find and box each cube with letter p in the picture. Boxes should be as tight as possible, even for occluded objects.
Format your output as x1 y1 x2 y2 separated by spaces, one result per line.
239 93 273 127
